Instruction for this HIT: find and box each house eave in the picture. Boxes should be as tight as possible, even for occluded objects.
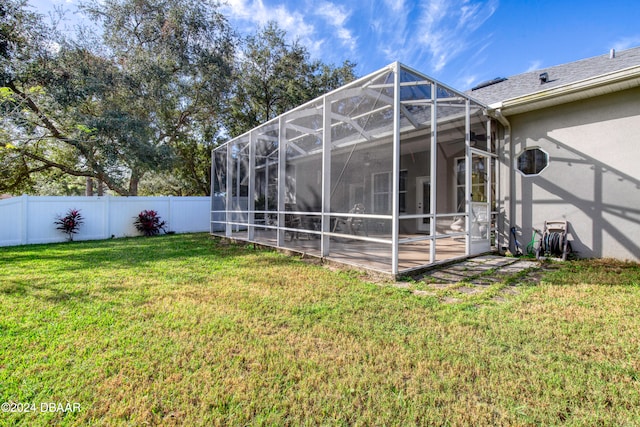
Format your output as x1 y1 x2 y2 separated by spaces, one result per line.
487 65 640 116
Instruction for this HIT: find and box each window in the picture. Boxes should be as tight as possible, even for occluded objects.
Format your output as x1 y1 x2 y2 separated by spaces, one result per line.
517 148 548 176
399 170 408 213
456 158 465 212
372 170 407 214
372 172 390 213
456 157 488 209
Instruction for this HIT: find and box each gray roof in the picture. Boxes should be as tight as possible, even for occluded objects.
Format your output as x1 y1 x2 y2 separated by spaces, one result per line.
467 46 640 105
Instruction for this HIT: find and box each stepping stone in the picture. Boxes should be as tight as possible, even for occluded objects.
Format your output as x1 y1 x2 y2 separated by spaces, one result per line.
473 257 517 267
456 286 482 295
499 266 527 274
455 260 482 268
447 265 474 272
467 264 499 272
427 282 459 289
513 260 540 269
471 278 501 286
471 281 495 287
428 271 466 282
395 282 412 289
499 286 521 295
413 290 435 297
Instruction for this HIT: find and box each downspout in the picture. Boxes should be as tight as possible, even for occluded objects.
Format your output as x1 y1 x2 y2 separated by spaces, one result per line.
487 106 512 254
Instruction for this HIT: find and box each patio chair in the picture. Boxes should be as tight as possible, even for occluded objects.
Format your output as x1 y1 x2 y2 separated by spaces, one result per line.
332 203 368 236
284 204 301 240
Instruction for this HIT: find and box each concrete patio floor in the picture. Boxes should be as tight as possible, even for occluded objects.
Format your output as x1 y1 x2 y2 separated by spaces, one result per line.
219 229 469 275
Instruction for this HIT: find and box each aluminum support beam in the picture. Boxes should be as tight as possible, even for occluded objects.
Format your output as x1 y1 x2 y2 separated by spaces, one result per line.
321 94 332 256
391 63 401 275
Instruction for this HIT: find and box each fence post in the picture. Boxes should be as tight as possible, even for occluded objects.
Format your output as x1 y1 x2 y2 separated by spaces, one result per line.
104 195 111 239
167 196 172 232
21 194 28 245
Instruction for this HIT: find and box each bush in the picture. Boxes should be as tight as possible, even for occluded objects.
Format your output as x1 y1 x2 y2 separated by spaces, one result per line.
54 209 84 241
134 210 166 236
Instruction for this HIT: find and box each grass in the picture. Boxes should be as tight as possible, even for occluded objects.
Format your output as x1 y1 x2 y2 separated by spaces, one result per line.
0 233 639 426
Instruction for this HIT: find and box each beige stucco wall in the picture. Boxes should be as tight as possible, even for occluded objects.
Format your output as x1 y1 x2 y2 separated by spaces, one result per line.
503 86 640 261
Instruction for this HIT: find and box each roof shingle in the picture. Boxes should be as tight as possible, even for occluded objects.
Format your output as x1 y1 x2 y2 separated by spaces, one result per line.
467 46 640 105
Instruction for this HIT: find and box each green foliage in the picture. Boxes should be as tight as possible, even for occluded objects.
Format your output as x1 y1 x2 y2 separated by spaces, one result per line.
1 0 50 83
225 21 357 137
79 0 237 195
1 1 357 196
0 87 16 101
0 0 234 195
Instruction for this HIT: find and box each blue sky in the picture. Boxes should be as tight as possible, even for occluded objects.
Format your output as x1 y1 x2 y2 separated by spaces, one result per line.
30 0 640 90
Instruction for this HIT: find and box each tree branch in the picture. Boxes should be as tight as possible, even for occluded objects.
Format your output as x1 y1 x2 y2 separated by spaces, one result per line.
20 149 129 195
6 82 130 195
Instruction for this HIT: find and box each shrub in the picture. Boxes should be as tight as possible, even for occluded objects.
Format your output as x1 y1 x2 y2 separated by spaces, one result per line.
54 209 84 241
134 210 166 236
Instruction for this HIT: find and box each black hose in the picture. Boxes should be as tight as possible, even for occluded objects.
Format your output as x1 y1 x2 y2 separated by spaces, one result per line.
542 231 566 256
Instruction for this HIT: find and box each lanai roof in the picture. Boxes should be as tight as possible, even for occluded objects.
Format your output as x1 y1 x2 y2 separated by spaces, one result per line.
468 46 640 106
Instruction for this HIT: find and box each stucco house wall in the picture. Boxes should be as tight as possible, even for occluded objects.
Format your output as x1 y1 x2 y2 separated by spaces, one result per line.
506 86 640 260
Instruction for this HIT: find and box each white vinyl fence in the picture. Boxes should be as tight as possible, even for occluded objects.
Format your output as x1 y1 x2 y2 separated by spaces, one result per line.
0 195 213 247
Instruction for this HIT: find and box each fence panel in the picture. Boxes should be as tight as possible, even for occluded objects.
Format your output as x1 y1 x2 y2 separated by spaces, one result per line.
0 197 24 246
0 195 211 247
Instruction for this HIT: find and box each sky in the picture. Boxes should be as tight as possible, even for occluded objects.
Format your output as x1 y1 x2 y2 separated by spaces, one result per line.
29 0 640 90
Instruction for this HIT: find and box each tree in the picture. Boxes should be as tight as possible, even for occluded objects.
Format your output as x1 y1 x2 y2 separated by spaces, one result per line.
0 1 161 195
83 0 237 195
1 0 57 194
79 0 236 195
1 42 158 195
225 21 357 137
1 0 235 195
1 4 356 196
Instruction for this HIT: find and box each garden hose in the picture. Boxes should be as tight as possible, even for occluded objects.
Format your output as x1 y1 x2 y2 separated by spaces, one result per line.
542 231 566 257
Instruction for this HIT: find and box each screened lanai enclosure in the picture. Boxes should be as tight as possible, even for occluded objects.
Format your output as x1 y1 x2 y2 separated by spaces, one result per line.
211 63 496 276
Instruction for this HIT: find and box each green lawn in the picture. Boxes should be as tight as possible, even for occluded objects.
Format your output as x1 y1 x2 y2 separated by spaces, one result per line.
1 234 639 426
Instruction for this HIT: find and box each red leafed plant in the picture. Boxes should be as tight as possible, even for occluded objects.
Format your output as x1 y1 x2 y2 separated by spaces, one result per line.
54 209 84 241
134 210 166 236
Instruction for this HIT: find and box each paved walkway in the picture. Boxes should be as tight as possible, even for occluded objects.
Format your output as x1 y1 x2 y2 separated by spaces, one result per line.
397 255 547 304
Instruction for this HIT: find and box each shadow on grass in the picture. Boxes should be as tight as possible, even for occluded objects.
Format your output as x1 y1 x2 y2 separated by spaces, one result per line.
540 259 640 286
0 234 302 303
0 233 254 272
1 277 96 304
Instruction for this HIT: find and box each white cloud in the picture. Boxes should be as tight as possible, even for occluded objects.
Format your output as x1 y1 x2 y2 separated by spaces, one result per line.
458 74 478 89
612 36 640 51
370 0 498 74
526 60 542 72
371 0 412 65
223 0 314 39
222 0 362 63
314 2 357 53
223 0 334 59
383 0 405 13
315 2 348 27
416 0 498 73
222 0 500 76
